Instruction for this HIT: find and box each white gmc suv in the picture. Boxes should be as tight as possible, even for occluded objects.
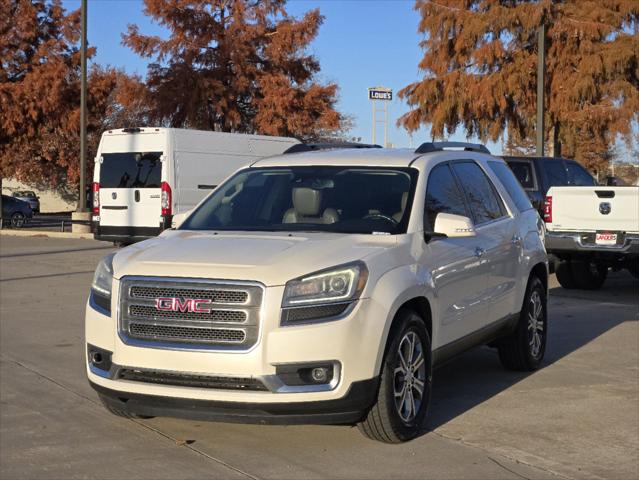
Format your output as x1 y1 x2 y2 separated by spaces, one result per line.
86 142 548 443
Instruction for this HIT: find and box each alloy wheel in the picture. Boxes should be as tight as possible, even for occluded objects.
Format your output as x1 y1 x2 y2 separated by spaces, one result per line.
11 213 25 228
527 290 544 358
393 331 426 423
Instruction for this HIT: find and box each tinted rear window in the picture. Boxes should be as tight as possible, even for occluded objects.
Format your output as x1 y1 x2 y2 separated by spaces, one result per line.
99 152 162 188
566 161 596 186
543 159 568 187
488 161 533 212
451 162 506 225
506 161 536 189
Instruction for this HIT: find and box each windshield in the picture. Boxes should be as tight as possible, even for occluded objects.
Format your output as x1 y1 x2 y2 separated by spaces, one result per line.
13 191 36 198
99 152 162 188
181 167 417 234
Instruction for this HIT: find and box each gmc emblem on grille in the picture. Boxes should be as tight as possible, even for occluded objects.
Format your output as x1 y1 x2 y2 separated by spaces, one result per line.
155 297 212 313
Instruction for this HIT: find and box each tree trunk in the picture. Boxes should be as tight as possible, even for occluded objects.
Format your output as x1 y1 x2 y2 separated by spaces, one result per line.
553 121 561 157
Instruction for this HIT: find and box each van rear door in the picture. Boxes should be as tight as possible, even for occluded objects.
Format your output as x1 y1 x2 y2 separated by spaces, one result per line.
98 152 162 229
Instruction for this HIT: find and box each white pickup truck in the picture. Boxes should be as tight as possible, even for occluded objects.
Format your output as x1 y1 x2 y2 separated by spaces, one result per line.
544 186 639 289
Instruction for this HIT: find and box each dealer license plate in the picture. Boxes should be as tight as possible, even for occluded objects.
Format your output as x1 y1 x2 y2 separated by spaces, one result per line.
595 232 617 245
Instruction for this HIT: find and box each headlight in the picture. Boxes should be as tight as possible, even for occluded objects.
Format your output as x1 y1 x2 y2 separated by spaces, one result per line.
282 262 368 307
91 253 115 299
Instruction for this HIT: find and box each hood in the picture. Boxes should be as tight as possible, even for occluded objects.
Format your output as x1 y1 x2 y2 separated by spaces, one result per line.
112 230 397 286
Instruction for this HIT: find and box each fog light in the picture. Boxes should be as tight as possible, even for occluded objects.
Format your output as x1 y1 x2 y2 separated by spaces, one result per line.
311 367 329 383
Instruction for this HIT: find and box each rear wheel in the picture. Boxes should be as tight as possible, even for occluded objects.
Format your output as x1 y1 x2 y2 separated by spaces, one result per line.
555 260 576 289
571 260 608 290
358 309 432 443
498 276 547 371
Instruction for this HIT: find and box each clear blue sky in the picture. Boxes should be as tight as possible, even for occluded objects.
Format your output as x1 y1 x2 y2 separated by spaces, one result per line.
60 0 637 160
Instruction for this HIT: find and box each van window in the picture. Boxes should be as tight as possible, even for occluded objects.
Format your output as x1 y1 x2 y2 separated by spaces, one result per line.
99 152 162 188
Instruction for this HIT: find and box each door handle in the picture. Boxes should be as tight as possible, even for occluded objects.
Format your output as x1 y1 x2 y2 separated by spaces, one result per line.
134 190 140 202
474 247 485 257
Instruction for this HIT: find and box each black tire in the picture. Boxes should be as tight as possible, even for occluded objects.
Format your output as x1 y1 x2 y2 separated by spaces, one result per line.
358 309 432 443
498 276 547 371
100 397 154 419
10 212 25 228
571 260 608 290
627 260 639 280
555 260 576 289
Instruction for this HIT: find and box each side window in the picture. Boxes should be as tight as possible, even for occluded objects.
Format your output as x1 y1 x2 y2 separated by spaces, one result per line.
506 161 536 190
566 161 596 186
543 159 568 187
424 164 469 231
451 162 506 225
488 161 534 212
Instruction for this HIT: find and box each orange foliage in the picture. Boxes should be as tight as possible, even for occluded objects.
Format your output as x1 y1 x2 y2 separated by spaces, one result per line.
399 0 639 170
123 0 343 140
0 0 146 189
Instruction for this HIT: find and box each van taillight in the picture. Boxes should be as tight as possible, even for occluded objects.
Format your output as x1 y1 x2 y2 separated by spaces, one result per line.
543 196 552 223
161 182 172 216
92 182 100 214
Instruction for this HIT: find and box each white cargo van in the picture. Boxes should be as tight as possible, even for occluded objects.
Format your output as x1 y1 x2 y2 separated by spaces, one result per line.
92 128 300 244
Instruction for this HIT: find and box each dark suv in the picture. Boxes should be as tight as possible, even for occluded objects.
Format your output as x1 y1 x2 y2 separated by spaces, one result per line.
502 156 596 217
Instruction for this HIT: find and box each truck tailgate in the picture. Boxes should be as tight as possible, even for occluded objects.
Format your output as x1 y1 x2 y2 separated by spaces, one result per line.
546 186 639 232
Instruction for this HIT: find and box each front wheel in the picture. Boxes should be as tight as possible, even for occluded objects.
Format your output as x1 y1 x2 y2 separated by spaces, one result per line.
10 212 25 228
498 276 547 371
358 309 432 443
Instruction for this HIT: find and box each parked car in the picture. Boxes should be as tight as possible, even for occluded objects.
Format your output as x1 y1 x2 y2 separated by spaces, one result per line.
1 195 33 228
86 141 548 443
503 156 596 217
544 185 639 288
92 127 300 245
11 190 40 213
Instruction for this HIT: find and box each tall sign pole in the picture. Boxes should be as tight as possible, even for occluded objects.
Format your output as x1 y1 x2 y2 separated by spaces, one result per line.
78 0 88 212
368 87 392 147
536 22 546 157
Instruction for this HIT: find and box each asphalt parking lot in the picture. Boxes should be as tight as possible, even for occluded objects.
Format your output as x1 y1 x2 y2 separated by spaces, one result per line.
1 235 637 480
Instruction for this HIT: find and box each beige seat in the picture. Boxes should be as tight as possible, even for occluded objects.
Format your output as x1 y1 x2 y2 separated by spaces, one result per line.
392 192 409 223
282 187 339 224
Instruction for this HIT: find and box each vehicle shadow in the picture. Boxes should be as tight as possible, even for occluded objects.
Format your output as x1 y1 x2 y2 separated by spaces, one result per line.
426 271 638 431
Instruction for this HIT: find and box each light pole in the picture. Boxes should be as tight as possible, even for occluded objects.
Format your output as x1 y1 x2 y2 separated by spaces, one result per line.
78 0 87 212
536 22 546 157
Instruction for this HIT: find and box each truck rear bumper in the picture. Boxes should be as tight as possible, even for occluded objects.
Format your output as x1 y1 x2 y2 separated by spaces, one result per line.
90 377 378 425
546 231 639 257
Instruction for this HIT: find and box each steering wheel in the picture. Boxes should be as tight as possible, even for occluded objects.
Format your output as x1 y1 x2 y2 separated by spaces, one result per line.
363 213 398 225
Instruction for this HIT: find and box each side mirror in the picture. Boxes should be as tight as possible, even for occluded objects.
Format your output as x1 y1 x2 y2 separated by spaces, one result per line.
171 210 192 229
434 213 476 238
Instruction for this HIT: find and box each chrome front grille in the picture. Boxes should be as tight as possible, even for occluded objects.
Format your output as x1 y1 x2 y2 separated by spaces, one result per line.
119 277 263 349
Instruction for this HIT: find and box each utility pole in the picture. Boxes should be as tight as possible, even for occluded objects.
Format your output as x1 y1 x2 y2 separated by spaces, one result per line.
78 0 87 212
72 0 91 232
536 22 546 157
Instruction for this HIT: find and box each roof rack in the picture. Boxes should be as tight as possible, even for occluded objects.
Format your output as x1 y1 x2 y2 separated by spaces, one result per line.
415 141 490 154
283 142 382 154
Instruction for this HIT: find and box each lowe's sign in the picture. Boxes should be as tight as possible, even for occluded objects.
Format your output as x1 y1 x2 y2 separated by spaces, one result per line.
368 88 392 101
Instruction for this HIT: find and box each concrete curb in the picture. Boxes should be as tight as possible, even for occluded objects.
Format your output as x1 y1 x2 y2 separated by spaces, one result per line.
0 229 95 240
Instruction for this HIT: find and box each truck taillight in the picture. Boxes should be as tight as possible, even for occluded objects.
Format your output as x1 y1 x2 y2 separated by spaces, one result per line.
92 182 100 214
543 195 552 223
161 182 172 216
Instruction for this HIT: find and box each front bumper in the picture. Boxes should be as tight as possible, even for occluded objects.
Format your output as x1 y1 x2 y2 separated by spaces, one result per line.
545 231 639 257
92 377 378 424
86 281 389 423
